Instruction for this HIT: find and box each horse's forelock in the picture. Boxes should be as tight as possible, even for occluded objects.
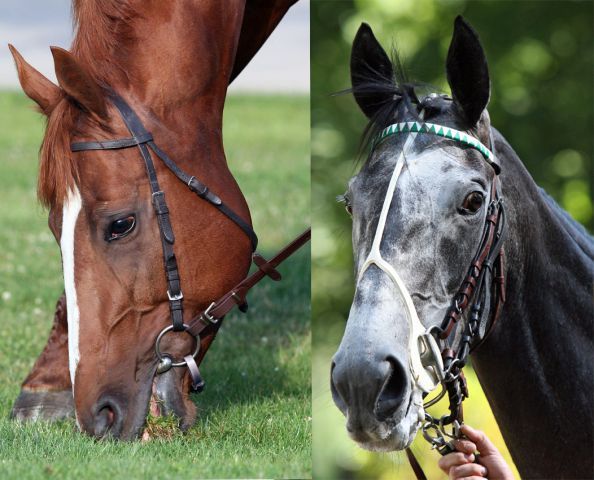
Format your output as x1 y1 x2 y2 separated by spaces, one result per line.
38 99 80 210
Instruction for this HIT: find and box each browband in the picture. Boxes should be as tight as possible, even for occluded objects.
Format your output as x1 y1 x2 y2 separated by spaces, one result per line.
71 132 154 151
374 121 500 174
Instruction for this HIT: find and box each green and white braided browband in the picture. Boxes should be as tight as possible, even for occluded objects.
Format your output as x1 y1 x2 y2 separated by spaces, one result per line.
375 121 495 163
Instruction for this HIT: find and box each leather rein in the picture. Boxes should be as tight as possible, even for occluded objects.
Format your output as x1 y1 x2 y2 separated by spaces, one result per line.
370 118 506 479
71 91 310 391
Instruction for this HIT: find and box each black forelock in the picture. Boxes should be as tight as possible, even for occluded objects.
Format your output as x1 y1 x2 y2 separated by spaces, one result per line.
338 49 468 160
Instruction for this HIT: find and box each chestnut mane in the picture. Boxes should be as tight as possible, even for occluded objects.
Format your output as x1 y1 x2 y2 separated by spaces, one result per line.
38 0 140 209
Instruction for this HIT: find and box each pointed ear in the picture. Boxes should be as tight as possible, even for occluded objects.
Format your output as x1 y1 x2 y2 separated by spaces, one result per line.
446 16 490 126
8 44 61 115
50 46 108 119
350 23 394 119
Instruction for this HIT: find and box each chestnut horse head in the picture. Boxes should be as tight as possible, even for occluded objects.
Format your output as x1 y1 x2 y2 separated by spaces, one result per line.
10 0 295 440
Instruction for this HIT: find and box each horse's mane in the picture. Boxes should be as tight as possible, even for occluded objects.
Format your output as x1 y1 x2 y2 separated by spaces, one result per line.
538 187 594 259
39 1 139 209
71 0 140 85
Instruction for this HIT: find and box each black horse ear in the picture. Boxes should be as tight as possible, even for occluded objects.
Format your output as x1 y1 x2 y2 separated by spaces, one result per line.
446 16 490 126
351 23 394 119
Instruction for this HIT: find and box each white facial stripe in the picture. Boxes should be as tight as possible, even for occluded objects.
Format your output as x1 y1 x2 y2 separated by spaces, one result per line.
61 187 82 387
356 112 444 394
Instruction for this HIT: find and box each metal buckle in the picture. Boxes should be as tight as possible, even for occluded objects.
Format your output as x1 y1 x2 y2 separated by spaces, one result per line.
167 290 184 301
201 302 218 324
454 297 463 314
187 176 208 196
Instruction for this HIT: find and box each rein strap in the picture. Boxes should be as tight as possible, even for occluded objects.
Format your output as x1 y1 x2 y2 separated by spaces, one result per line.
182 228 311 388
186 228 311 338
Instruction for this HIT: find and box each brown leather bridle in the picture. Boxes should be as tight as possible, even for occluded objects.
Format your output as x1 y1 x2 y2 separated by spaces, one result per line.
418 175 506 446
408 141 506 480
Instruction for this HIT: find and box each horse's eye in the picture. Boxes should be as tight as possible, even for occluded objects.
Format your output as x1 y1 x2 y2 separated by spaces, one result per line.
460 192 484 214
106 215 136 241
338 193 353 217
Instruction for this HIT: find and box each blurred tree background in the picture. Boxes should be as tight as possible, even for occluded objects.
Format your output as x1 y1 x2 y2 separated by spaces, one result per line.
311 1 593 478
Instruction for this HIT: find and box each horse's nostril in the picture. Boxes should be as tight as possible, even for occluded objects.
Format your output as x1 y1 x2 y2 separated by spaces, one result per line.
375 357 407 421
93 398 122 438
330 361 348 414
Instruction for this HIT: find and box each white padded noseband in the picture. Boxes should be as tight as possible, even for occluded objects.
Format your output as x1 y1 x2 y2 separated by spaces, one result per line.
356 115 444 394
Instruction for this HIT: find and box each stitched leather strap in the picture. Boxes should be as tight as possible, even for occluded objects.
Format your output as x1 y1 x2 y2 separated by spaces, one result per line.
406 448 428 480
71 132 153 151
70 92 260 334
70 93 258 250
439 177 506 341
186 228 310 338
147 141 258 250
253 253 282 280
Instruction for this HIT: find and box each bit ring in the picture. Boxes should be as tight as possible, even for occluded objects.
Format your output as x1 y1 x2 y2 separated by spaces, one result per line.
155 324 200 367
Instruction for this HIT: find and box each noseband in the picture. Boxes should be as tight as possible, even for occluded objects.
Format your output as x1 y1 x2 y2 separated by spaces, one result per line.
364 114 506 469
71 91 310 391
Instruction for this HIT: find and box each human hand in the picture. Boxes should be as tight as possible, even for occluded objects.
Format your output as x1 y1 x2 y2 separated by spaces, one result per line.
437 424 515 480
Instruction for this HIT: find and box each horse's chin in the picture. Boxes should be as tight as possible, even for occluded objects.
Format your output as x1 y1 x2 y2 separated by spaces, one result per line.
352 395 425 452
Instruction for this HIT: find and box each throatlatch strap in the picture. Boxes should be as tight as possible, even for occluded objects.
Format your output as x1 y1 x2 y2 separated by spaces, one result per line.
148 141 258 250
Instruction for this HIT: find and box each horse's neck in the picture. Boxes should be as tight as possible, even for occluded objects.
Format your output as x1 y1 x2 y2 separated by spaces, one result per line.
71 1 247 179
471 129 594 478
72 1 245 119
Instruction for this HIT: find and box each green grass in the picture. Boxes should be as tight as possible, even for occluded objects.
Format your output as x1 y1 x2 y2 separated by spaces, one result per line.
0 92 310 479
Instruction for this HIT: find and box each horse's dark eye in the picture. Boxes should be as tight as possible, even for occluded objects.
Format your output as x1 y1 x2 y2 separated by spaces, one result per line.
345 204 353 216
460 192 484 214
106 215 136 241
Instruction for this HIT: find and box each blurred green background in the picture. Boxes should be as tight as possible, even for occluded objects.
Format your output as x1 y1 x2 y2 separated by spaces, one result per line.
311 0 592 479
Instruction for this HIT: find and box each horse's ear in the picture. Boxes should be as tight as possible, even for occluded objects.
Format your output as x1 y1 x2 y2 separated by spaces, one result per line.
351 23 394 119
8 44 61 115
446 16 490 126
50 46 108 119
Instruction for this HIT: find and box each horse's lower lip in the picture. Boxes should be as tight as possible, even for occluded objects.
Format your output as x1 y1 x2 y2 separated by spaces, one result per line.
149 378 163 416
141 378 163 441
353 396 423 452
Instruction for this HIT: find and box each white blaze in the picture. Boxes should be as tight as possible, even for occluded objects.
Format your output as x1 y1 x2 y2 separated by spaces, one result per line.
61 187 82 387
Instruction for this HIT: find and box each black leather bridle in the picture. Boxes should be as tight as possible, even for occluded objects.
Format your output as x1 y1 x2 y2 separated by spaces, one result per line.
71 92 261 390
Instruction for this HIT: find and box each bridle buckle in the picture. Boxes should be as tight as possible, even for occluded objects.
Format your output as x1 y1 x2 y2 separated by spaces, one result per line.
201 302 218 324
167 290 184 301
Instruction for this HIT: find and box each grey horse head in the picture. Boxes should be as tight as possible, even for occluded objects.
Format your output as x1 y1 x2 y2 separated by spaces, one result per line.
331 17 498 451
